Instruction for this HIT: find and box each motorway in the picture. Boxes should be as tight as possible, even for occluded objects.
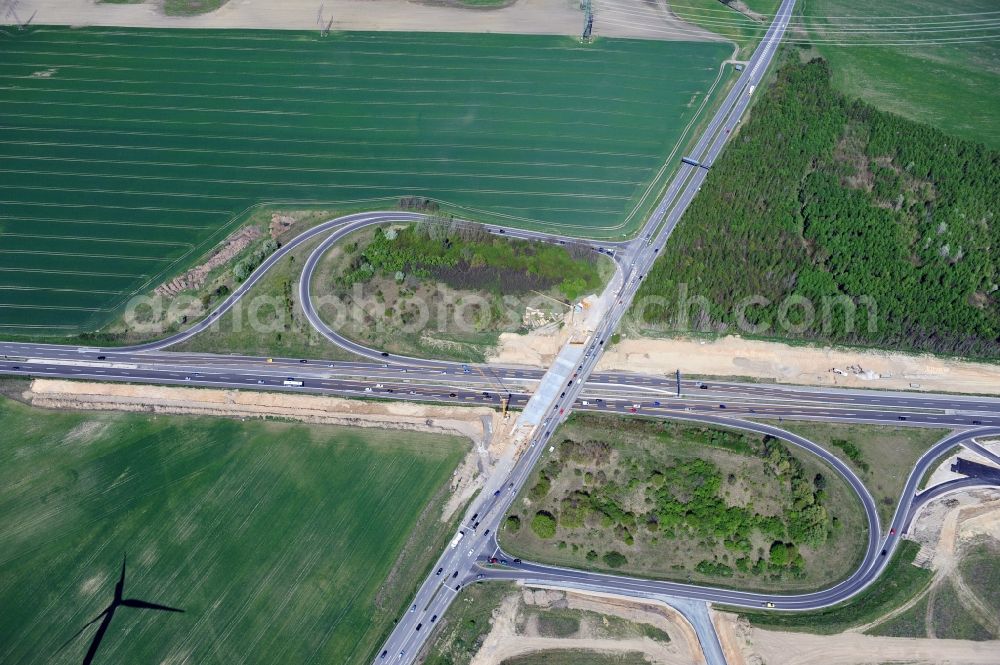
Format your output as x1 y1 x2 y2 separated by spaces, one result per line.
4 0 1000 661
4 349 1000 430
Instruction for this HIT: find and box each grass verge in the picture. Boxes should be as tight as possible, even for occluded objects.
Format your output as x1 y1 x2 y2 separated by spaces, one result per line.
766 421 945 526
736 540 931 633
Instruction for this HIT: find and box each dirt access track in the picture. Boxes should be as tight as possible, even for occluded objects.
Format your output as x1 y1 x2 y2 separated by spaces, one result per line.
13 0 718 40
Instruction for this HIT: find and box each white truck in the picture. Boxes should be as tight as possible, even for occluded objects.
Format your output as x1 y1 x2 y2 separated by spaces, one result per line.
283 379 304 387
449 531 465 549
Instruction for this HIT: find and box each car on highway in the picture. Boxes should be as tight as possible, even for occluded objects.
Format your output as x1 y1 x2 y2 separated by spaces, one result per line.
452 571 458 578
764 602 775 608
97 355 106 360
299 359 307 363
381 352 389 357
719 404 726 409
449 392 457 397
381 650 387 659
436 567 442 575
476 573 484 580
890 528 896 535
513 558 521 564
416 623 422 631
973 420 983 425
431 614 437 623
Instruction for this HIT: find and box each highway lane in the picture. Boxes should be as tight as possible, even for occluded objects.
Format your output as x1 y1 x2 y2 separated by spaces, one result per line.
5 341 1000 422
482 426 1000 611
35 211 624 358
296 214 628 368
4 359 1000 431
378 1 805 660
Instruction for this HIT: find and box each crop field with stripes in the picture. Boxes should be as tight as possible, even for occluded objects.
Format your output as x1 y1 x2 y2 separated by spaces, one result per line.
0 395 466 664
0 27 730 335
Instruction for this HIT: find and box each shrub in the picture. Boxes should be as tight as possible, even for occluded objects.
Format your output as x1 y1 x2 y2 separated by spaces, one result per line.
505 515 521 532
531 511 557 539
602 551 627 568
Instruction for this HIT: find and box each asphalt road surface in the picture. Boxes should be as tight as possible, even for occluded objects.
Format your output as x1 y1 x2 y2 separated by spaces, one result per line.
5 1 999 662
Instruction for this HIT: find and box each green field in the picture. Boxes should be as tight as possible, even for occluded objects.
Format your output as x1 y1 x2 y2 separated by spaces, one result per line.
0 396 466 664
0 28 730 335
802 0 1000 147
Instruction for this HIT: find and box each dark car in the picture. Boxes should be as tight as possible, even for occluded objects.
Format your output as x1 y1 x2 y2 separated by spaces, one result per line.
449 392 457 397
436 567 443 575
299 359 307 363
699 384 708 389
719 404 727 409
484 529 490 536
381 650 388 659
973 420 983 425
452 571 458 578
431 614 437 623
513 558 522 564
881 549 887 556
560 392 566 398
381 352 389 357
416 623 422 631
897 416 907 421
97 355 106 360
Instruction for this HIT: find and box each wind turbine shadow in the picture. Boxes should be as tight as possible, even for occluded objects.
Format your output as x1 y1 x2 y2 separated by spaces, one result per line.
58 555 184 665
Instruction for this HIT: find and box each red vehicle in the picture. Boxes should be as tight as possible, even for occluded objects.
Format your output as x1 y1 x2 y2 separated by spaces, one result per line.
489 557 499 564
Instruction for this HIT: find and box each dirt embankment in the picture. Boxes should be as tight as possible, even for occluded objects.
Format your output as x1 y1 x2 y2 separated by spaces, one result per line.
490 332 1000 396
24 379 516 520
469 586 704 665
15 0 716 40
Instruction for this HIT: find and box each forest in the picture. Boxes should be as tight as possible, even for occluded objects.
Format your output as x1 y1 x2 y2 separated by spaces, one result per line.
634 57 1000 357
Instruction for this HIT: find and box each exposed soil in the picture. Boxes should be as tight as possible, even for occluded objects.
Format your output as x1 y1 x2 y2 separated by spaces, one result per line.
154 226 261 298
16 0 716 40
469 586 703 665
490 332 1000 396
